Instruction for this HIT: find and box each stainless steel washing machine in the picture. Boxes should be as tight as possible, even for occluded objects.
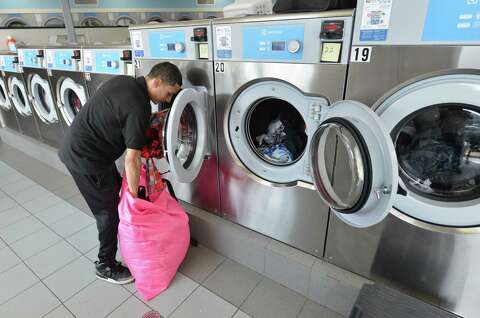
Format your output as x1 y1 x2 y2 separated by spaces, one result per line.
82 45 134 97
18 46 65 148
213 11 355 257
0 52 41 140
45 46 88 129
320 1 480 317
0 52 21 133
130 20 220 214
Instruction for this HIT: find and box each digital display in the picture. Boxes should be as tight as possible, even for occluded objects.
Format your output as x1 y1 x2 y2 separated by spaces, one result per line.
107 61 112 67
167 43 175 51
271 41 286 51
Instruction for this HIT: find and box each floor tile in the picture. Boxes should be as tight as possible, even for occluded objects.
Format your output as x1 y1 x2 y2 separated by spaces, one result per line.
0 282 60 317
68 193 92 215
298 300 345 318
170 286 237 318
49 209 95 238
85 245 100 262
233 310 253 318
179 245 225 283
43 256 96 301
123 282 136 294
0 190 6 199
0 215 46 244
0 172 28 187
0 205 31 229
51 181 80 200
106 295 152 318
12 185 51 204
25 241 81 279
64 279 131 318
21 193 63 214
241 278 306 318
66 223 99 253
10 227 62 260
29 170 72 192
203 259 263 307
142 272 199 317
0 246 21 273
0 238 5 249
0 177 36 194
35 201 80 225
43 305 75 318
0 196 18 213
0 263 39 304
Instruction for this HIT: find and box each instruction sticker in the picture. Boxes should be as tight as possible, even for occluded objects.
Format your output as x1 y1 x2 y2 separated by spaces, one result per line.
131 31 145 57
360 0 393 41
84 50 93 72
17 50 24 65
215 26 232 59
46 50 54 68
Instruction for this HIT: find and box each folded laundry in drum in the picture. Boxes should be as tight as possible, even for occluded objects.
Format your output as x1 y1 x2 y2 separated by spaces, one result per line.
260 143 293 163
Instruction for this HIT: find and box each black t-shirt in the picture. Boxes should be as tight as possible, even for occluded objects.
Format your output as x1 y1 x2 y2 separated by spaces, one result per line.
59 76 151 175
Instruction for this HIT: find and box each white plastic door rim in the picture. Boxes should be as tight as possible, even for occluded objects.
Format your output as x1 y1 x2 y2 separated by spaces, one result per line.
8 76 32 117
310 100 398 228
30 74 58 124
58 77 87 126
165 87 208 183
0 77 11 110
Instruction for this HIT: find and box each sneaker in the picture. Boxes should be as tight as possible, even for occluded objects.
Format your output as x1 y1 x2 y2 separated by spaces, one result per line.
95 261 134 285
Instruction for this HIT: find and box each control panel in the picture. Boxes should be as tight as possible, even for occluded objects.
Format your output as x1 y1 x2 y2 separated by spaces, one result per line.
130 24 212 61
18 49 44 69
0 55 20 73
83 48 133 76
45 48 82 71
213 16 353 64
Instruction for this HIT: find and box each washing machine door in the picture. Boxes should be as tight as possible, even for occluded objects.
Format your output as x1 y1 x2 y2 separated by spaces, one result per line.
0 77 12 110
57 77 87 126
29 74 58 124
8 76 32 116
310 100 398 228
165 87 208 183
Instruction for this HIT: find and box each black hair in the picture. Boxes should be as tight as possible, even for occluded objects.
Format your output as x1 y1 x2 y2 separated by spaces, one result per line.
147 62 183 86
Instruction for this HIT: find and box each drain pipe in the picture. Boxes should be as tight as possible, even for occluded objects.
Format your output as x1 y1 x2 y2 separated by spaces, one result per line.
60 0 77 43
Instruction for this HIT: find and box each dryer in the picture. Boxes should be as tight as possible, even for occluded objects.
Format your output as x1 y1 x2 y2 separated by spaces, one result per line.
130 20 220 214
82 45 134 97
213 12 355 257
321 1 480 317
45 46 88 129
0 52 41 140
18 47 64 148
0 53 21 133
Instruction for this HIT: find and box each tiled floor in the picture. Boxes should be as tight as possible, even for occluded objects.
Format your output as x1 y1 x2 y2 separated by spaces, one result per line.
0 141 345 318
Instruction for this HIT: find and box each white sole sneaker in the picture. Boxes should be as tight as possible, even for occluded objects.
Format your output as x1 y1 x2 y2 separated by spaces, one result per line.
96 274 135 285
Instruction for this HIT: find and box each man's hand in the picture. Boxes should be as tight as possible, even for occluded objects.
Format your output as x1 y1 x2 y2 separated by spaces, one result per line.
125 149 142 198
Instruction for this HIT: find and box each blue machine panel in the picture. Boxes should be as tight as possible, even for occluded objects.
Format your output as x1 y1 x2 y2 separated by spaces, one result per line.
148 30 186 59
3 56 18 72
423 0 480 41
94 51 122 74
243 24 304 60
54 51 76 71
22 49 42 68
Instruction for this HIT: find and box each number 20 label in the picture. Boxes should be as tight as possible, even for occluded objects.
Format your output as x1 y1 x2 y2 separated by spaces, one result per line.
350 47 372 63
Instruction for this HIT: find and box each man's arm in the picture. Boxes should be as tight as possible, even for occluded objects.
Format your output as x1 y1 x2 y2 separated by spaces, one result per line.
125 148 142 198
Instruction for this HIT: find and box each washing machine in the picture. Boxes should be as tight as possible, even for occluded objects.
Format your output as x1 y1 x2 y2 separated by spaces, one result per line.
0 52 41 140
111 12 139 26
319 1 480 317
45 46 88 129
2 14 35 28
73 13 108 27
82 45 134 96
130 20 220 214
18 47 64 148
213 12 355 257
0 52 21 133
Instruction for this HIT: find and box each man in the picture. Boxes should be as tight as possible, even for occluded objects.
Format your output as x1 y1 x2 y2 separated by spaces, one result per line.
59 62 182 284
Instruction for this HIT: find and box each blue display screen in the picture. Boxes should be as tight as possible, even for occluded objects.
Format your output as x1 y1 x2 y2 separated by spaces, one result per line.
94 51 121 74
22 50 42 68
3 56 17 72
54 51 75 71
148 30 186 59
423 0 480 41
243 24 304 60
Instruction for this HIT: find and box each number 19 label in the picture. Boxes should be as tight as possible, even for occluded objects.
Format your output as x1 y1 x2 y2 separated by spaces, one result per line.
350 46 372 63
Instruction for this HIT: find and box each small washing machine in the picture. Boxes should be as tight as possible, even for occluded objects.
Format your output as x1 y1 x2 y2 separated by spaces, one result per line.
130 20 220 214
0 52 20 133
45 46 88 129
82 45 134 97
0 52 41 140
18 47 64 148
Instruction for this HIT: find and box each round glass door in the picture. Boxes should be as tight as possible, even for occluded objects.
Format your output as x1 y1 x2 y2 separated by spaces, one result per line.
80 17 104 27
115 16 137 26
8 76 32 116
57 77 87 126
311 100 398 228
165 87 208 183
29 74 57 124
43 17 65 28
0 78 12 110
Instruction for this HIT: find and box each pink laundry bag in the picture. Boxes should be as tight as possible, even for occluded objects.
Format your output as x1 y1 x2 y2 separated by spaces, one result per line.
118 164 190 301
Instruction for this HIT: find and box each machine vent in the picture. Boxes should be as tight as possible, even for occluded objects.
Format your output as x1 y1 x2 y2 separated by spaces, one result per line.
74 0 98 4
197 0 215 4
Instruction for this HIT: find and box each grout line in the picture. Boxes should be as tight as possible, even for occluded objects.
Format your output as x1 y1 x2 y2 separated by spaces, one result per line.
103 293 137 318
296 298 309 318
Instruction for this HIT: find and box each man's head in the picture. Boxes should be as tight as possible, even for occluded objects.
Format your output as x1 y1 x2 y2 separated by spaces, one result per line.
145 62 182 104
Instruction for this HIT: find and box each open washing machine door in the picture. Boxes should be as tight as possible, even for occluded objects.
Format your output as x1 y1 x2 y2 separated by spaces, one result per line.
310 100 398 228
164 87 208 183
57 77 87 126
0 77 12 110
29 74 58 124
8 76 32 117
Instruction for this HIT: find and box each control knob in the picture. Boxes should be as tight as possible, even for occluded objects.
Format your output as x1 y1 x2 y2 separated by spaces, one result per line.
174 42 185 53
287 40 301 53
